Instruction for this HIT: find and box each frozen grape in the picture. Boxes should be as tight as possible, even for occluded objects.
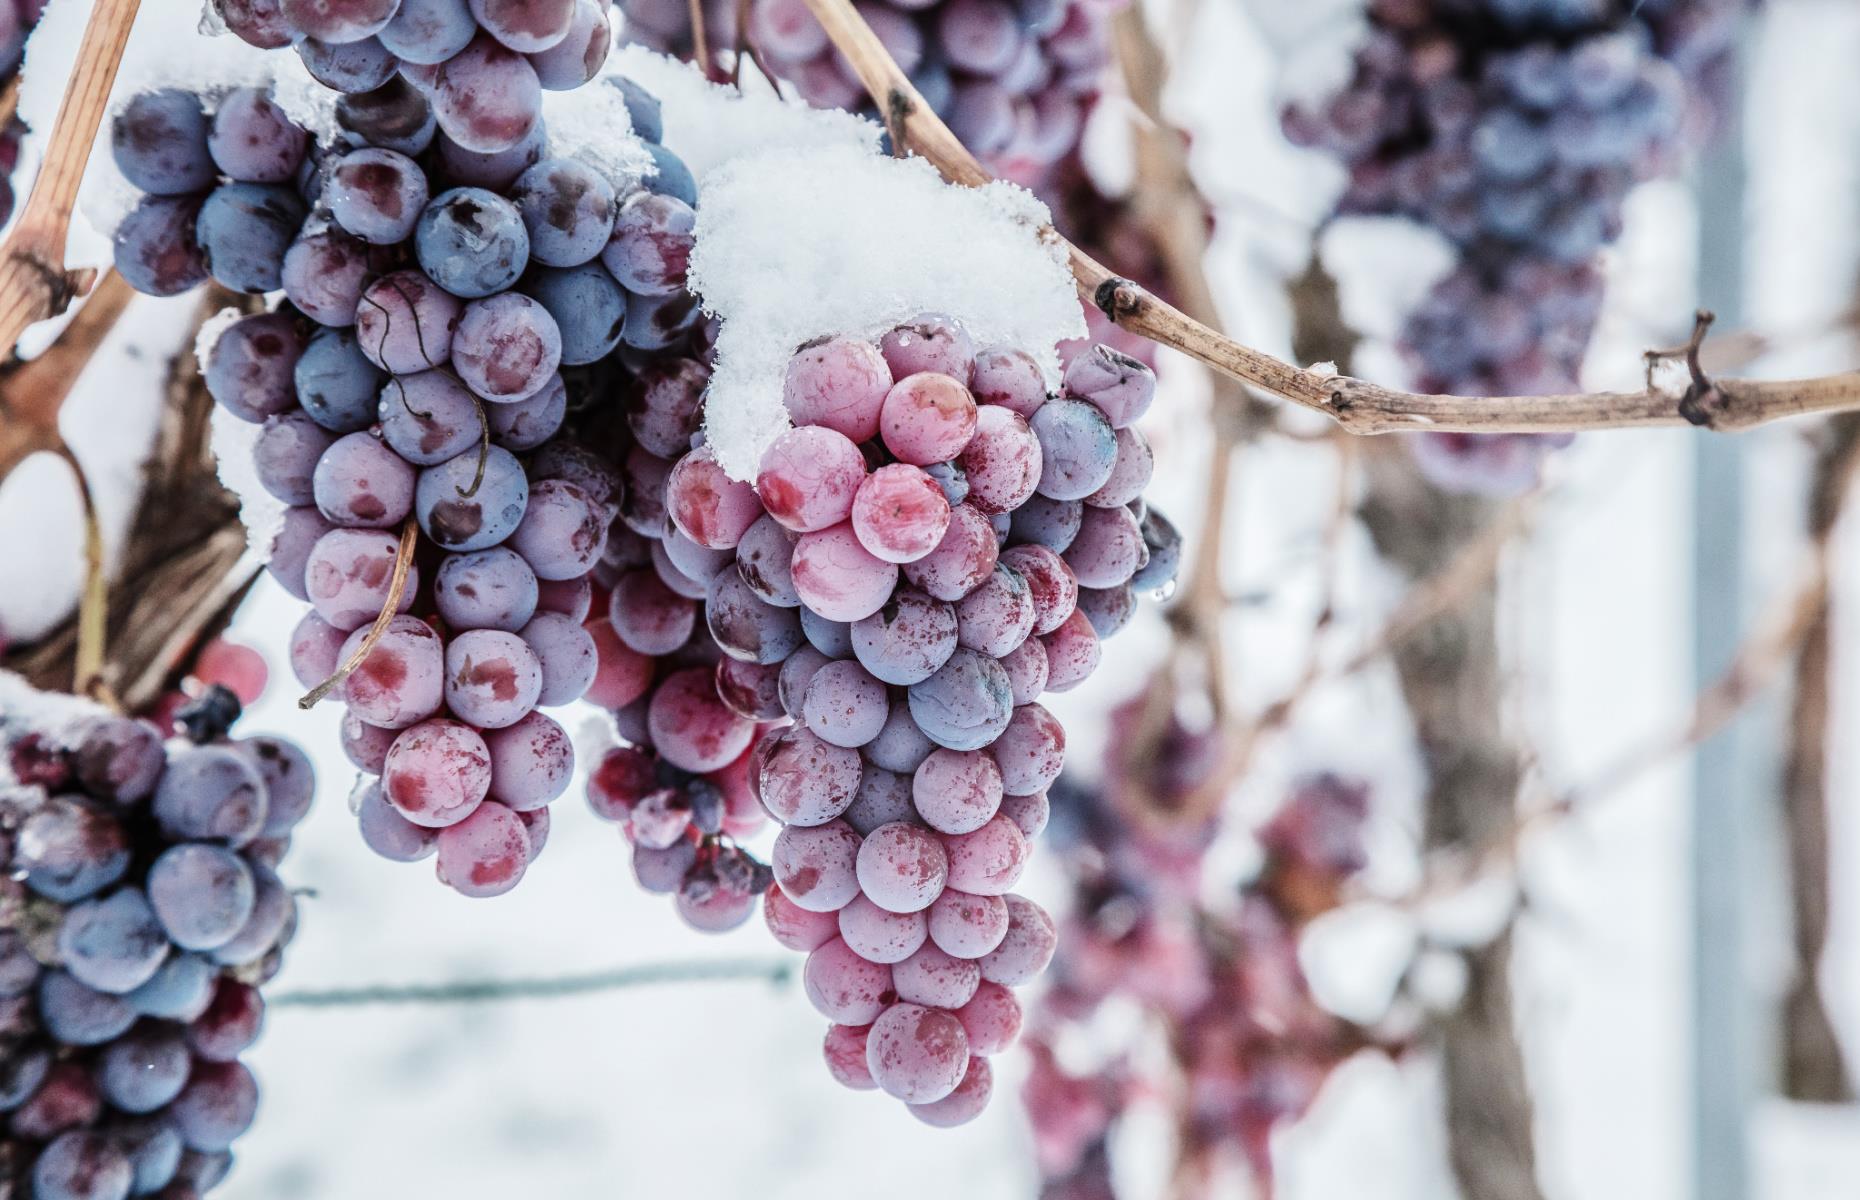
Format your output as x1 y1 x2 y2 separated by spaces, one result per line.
851 464 952 564
707 569 804 664
281 0 399 42
1009 494 1082 552
879 373 978 466
907 648 1013 752
791 522 900 622
528 0 613 89
999 543 1076 635
823 1022 878 1091
427 32 543 153
206 313 303 424
31 1132 134 1200
976 892 1055 985
610 567 697 655
152 747 267 847
912 748 1001 836
336 76 439 154
313 430 417 528
415 444 530 552
356 270 462 372
1040 607 1100 691
209 87 307 183
926 888 1008 959
378 371 482 466
296 327 386 430
507 478 603 579
416 186 530 297
864 700 937 775
909 1054 992 1127
196 183 307 293
666 445 762 551
881 314 975 380
804 937 895 1025
147 845 255 953
953 563 1034 656
379 0 478 63
838 894 928 964
801 659 889 749
856 821 948 914
758 726 862 826
850 589 957 686
483 710 573 808
772 820 863 913
522 261 629 364
486 372 567 449
602 190 695 296
783 336 893 441
646 667 756 772
56 888 171 994
112 90 214 195
253 415 330 509
336 614 445 729
845 765 916 835
766 884 842 950
865 1002 968 1103
382 719 492 827
112 195 208 297
959 403 1043 514
1029 398 1117 501
735 514 801 608
969 344 1047 417
1063 343 1155 428
510 157 616 267
756 424 866 533
1062 502 1146 587
444 628 543 727
891 943 980 1009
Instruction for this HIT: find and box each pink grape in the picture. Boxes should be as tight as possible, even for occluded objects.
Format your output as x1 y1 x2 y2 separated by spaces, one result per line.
837 894 929 964
254 413 335 505
516 612 596 706
823 1023 878 1091
435 799 531 897
357 780 438 861
990 703 1065 796
444 628 543 727
891 943 981 1009
1063 343 1155 428
942 814 1027 895
783 336 892 441
326 147 429 243
801 659 889 749
675 870 761 932
880 314 974 380
954 563 1035 656
610 567 697 655
527 0 611 88
666 445 763 550
341 711 398 773
758 726 862 826
627 357 708 457
313 430 417 528
646 666 755 772
791 521 900 622
289 611 346 687
378 371 482 466
804 938 895 1025
909 1055 993 1127
777 645 833 719
749 0 829 61
912 748 1002 835
453 292 563 402
998 790 1049 840
998 637 1049 706
938 0 1021 73
856 821 949 914
602 191 695 296
849 589 957 687
771 819 863 913
382 718 492 828
958 404 1043 514
845 766 915 835
926 889 1008 959
756 424 866 533
901 502 998 602
864 700 936 775
707 568 804 664
715 656 785 721
356 269 460 373
1063 503 1146 588
508 478 604 580
765 884 842 951
954 980 1021 1055
878 373 978 466
866 1002 969 1103
536 574 593 621
735 513 801 607
851 464 952 564
518 806 550 860
999 543 1077 635
337 614 444 729
427 33 542 152
1041 607 1101 691
584 617 654 708
969 345 1047 417
1085 425 1154 507
470 0 575 52
282 228 379 326
435 546 538 632
976 893 1055 985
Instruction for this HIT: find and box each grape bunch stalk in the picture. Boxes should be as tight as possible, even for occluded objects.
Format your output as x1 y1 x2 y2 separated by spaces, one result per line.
109 41 703 897
1 685 313 1200
1284 0 1744 494
576 311 1181 1123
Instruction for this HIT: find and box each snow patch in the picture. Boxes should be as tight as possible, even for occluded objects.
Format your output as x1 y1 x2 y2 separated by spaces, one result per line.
1298 902 1418 1024
210 404 284 559
689 144 1083 479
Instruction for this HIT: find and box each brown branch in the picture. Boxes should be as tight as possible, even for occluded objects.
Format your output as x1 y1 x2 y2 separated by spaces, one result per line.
2 289 260 711
799 0 1860 438
0 270 135 482
0 0 143 360
297 518 418 709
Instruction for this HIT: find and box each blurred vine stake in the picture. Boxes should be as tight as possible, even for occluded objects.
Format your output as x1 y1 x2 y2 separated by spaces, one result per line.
798 0 1860 438
0 0 142 358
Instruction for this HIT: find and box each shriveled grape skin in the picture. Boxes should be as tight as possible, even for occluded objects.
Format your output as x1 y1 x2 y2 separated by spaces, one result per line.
1063 343 1156 428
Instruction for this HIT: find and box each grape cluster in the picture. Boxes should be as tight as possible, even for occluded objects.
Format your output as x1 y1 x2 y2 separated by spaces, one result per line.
214 0 616 97
620 0 1113 186
1029 749 1384 1196
0 692 312 1199
1283 0 1742 494
109 57 703 897
578 317 1166 1124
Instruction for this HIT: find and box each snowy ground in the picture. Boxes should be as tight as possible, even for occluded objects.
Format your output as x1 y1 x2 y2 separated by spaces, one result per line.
2 0 1858 1197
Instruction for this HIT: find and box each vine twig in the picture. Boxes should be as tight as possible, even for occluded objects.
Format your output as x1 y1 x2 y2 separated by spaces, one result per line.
0 0 143 360
798 0 1860 438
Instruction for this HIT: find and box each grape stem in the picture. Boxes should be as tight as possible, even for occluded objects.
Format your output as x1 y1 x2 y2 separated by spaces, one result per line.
296 517 419 710
0 0 143 362
268 957 796 1008
798 0 1860 437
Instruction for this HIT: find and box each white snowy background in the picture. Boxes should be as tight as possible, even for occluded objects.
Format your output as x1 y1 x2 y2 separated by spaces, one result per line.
0 0 1855 1197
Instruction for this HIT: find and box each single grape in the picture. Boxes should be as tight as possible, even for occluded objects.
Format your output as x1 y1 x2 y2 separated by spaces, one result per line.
513 156 617 267
865 1002 969 1104
416 186 531 297
766 884 843 951
112 195 208 297
209 86 307 182
1040 607 1101 691
216 0 293 48
356 270 462 373
528 0 613 90
665 445 762 550
356 780 439 860
609 567 697 655
706 568 804 664
146 844 256 953
823 1022 878 1091
336 76 439 154
152 746 268 846
379 0 478 64
838 893 929 964
483 709 574 808
999 543 1076 635
864 700 937 775
953 562 1035 656
518 610 597 705
912 748 1002 836
522 261 629 363
382 719 492 827
851 464 952 564
602 190 695 296
470 0 574 51
901 502 998 602
507 478 602 579
37 971 135 1045
715 656 785 721
31 1132 134 1200
206 312 303 424
281 0 399 42
433 123 547 190
444 628 543 727
879 373 978 466
112 90 214 195
1029 397 1118 501
337 614 446 729
783 336 893 441
313 430 417 528
646 666 756 772
970 345 1047 417
124 952 215 1020
378 371 482 466
1063 343 1155 428
1062 502 1146 588
756 424 867 533
959 403 1043 514
848 589 957 686
56 888 171 994
584 616 654 708
771 820 863 913
268 507 335 602
926 888 1008 960
1009 494 1082 552
800 607 855 658
1085 425 1154 507
428 32 543 153
976 892 1055 985
791 522 900 623
856 821 949 914
801 659 889 749
414 444 530 552
197 182 308 293
803 937 895 1025
283 229 381 329
296 327 386 432
907 648 1013 752
486 372 567 449
892 942 981 1009
880 314 975 380
758 726 863 826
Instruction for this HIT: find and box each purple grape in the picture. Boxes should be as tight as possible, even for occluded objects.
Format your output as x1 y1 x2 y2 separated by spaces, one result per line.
146 844 256 952
312 430 418 528
31 1131 134 1200
336 77 439 154
425 31 543 153
517 613 597 706
433 121 547 189
486 373 567 449
706 568 804 665
111 90 214 195
196 182 307 293
511 157 617 268
415 444 530 551
416 186 531 297
151 746 268 847
327 147 430 244
356 269 462 372
254 412 335 505
124 953 215 1020
850 589 958 686
56 888 170 994
452 292 562 400
266 506 335 601
379 0 478 63
444 627 543 727
208 87 307 183
379 370 483 466
907 647 1013 752
281 0 399 42
205 313 303 424
283 230 382 330
435 545 539 631
169 1061 258 1153
112 195 209 297
98 1027 191 1113
521 261 628 364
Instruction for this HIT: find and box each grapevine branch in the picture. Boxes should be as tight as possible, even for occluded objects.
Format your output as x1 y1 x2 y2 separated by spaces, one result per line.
0 0 143 360
799 0 1860 437
269 957 795 1009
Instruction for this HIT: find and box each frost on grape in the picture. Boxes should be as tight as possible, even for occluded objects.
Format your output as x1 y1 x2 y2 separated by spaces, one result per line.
690 146 1084 480
210 401 285 560
613 46 881 184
